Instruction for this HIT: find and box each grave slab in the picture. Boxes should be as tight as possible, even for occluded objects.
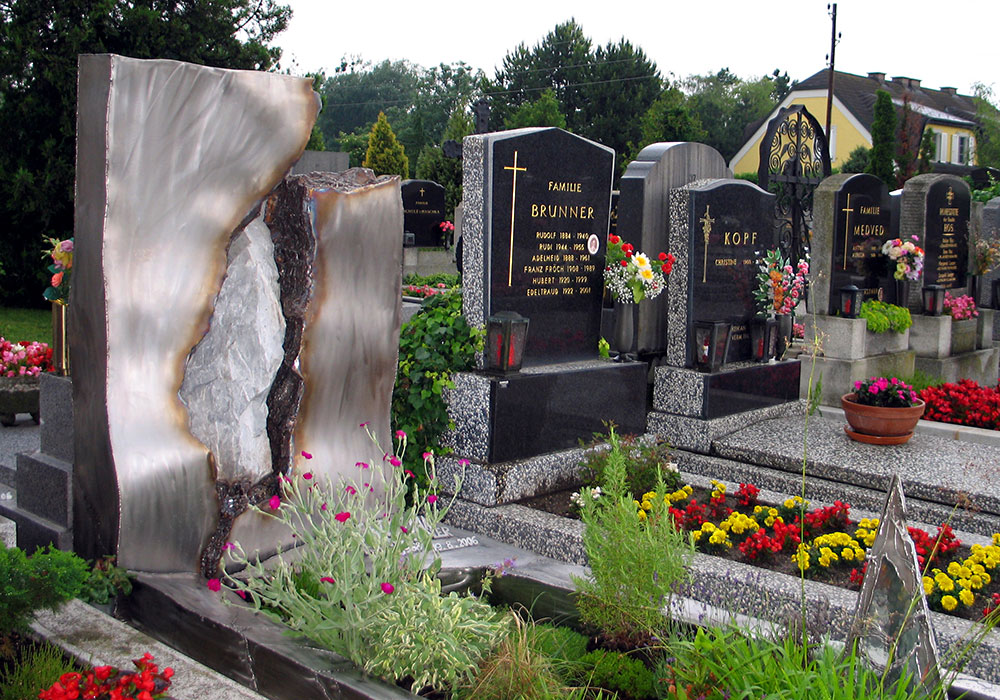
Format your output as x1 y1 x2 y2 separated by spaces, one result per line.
652 361 801 419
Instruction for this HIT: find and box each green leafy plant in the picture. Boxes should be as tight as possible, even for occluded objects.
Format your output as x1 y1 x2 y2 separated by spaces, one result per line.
392 290 482 484
574 648 656 699
902 369 943 394
859 300 912 334
402 272 460 288
0 641 77 700
578 430 679 499
0 544 89 637
220 433 506 694
573 428 694 642
527 623 589 664
79 556 134 605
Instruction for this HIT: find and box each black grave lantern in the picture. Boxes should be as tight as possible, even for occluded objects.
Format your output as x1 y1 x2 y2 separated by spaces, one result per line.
992 279 1000 310
749 317 778 362
922 284 946 316
693 321 732 372
839 285 863 319
486 311 529 374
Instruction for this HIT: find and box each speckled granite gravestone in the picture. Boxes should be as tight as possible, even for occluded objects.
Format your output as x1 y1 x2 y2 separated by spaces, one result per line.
617 142 731 354
811 173 897 314
440 128 646 497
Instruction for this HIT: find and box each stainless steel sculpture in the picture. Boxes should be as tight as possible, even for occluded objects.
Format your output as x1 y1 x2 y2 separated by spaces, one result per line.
71 55 404 573
846 473 942 691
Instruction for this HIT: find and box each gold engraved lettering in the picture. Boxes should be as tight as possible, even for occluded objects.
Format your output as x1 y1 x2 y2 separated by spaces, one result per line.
530 204 595 219
859 205 880 215
723 231 758 245
547 181 582 192
852 224 886 237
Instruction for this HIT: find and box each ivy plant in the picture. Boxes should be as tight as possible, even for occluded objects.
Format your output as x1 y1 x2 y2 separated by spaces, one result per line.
859 300 912 334
392 290 482 484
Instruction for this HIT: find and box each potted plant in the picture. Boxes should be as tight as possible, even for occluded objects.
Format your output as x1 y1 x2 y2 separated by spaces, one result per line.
858 299 912 356
944 292 978 354
603 234 673 361
841 376 925 445
0 338 54 426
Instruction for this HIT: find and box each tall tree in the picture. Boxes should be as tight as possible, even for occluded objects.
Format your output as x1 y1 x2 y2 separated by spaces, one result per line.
364 112 408 178
0 0 290 307
894 95 927 187
631 85 706 160
973 83 1000 169
503 89 567 129
867 89 897 185
683 68 782 161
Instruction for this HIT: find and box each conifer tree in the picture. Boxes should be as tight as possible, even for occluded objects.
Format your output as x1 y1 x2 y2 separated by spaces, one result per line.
364 112 409 178
867 90 897 185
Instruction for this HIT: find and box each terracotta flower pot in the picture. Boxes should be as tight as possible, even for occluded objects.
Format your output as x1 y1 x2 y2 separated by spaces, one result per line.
841 393 925 444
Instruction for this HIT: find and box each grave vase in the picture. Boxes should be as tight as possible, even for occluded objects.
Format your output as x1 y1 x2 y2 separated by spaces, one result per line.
968 274 987 307
775 313 794 359
0 374 41 427
894 279 911 309
612 301 636 361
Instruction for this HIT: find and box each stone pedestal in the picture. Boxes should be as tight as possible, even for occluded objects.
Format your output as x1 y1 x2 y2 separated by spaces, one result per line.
909 315 952 358
0 374 75 553
978 309 995 349
951 319 978 354
915 347 1000 386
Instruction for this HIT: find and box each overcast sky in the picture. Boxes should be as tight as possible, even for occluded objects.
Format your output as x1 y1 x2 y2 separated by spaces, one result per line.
277 0 997 97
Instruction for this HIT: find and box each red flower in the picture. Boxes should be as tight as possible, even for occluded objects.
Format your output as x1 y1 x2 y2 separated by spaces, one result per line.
619 260 628 267
335 511 351 523
658 251 667 261
609 234 620 244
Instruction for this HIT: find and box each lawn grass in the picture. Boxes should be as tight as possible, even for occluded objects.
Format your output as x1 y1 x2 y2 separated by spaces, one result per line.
0 306 52 345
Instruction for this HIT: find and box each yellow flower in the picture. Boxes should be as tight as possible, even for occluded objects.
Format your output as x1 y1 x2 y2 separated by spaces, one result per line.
947 562 962 577
637 509 647 521
959 589 975 606
959 566 972 579
941 595 958 611
641 500 652 511
970 574 984 589
842 548 855 561
923 577 934 595
935 574 955 593
633 253 651 269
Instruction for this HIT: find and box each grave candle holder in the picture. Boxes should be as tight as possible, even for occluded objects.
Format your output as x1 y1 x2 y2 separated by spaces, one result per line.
486 311 529 374
749 317 777 362
839 285 862 319
693 321 732 372
922 284 945 316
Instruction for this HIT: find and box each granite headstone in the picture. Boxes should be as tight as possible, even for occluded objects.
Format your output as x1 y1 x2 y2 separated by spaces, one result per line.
667 179 778 367
901 174 970 291
401 179 446 247
462 128 614 365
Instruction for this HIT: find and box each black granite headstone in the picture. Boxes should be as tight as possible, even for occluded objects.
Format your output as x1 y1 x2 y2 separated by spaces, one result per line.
686 181 778 364
829 174 897 311
923 181 970 289
401 180 446 247
487 129 613 364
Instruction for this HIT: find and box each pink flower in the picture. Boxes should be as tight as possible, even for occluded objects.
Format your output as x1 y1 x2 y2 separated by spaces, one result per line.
400 526 408 533
381 582 395 594
422 451 433 461
389 456 402 467
321 577 335 584
335 511 350 523
303 472 313 480
207 578 221 592
458 459 470 468
222 542 235 551
356 461 369 469
269 495 281 510
359 421 369 428
236 590 246 600
395 429 406 439
345 485 357 495
427 494 438 504
321 502 327 511
404 470 415 479
301 450 312 459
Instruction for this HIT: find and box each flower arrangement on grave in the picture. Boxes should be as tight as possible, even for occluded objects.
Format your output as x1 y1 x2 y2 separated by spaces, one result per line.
850 376 920 408
944 292 979 321
43 237 73 304
439 220 455 237
603 234 673 303
0 337 53 377
753 248 808 316
970 229 1000 276
880 235 924 282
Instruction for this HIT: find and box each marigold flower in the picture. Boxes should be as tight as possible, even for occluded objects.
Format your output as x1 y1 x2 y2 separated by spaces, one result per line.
941 595 958 611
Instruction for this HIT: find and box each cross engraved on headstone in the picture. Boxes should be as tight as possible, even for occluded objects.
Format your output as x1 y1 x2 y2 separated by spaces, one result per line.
946 187 955 206
503 151 527 286
419 187 425 197
841 194 854 269
846 473 941 693
699 205 715 283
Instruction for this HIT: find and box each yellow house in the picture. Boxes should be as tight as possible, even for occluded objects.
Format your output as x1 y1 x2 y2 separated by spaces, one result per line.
730 69 980 175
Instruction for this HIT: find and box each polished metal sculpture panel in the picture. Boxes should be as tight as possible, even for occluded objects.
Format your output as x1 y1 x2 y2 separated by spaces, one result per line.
71 54 319 572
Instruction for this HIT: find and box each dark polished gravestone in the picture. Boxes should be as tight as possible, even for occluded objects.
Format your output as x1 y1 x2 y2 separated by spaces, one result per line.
401 179 446 247
812 173 898 314
464 127 614 365
448 127 646 473
666 179 779 367
902 174 970 291
618 142 732 355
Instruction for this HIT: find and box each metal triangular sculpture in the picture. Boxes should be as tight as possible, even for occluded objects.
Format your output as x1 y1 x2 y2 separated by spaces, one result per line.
846 473 942 692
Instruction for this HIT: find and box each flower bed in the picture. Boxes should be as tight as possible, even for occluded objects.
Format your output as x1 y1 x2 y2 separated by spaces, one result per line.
919 379 1000 430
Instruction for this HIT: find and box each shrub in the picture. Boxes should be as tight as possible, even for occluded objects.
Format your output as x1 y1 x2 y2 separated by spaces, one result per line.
221 435 507 694
402 272 460 288
391 290 482 484
0 545 89 636
573 428 694 642
578 431 680 499
0 641 77 700
859 300 912 334
363 111 408 178
575 649 656 699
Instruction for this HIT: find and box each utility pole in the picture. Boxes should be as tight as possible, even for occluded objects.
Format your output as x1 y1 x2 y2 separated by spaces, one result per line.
825 3 841 143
